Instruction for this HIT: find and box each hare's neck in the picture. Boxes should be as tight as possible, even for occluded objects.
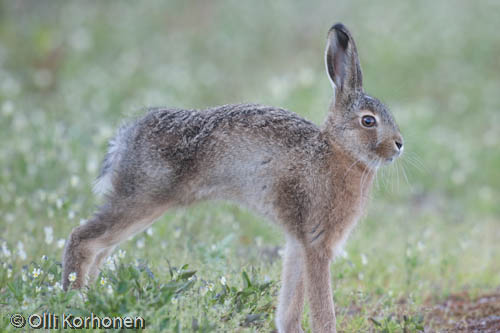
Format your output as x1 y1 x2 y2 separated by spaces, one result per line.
328 141 376 199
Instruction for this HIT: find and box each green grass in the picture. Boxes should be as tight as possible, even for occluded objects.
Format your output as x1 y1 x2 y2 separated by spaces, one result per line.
1 0 499 331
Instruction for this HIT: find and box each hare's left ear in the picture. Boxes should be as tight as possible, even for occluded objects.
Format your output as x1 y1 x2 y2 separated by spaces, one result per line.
325 23 363 101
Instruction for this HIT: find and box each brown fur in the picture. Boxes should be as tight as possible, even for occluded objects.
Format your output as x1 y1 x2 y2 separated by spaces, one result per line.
62 23 403 332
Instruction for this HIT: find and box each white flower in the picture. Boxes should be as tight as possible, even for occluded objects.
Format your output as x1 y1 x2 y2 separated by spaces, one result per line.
7 268 12 278
106 285 113 295
44 226 54 245
220 276 227 286
56 199 63 209
100 277 107 286
207 283 214 291
146 227 153 236
57 239 66 249
32 268 42 278
47 273 54 282
41 255 48 261
68 210 75 219
17 242 27 260
1 242 11 257
79 219 87 225
35 286 42 293
117 249 126 259
22 297 30 309
54 282 62 290
105 256 115 271
171 297 178 305
68 272 77 282
22 273 27 282
174 229 181 239
136 238 145 249
70 175 80 187
361 253 368 266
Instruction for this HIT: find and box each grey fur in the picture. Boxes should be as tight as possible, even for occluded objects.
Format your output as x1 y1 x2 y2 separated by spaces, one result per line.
63 23 403 333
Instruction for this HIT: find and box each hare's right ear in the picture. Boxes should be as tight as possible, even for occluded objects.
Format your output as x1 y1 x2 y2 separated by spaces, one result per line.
325 23 363 104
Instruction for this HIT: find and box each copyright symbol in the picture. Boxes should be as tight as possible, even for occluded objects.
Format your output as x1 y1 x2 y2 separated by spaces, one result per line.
10 314 26 328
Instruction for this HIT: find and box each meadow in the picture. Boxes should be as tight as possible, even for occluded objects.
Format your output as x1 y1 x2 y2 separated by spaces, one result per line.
1 1 499 331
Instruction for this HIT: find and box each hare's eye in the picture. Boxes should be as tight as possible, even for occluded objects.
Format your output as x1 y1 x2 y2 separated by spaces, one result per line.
361 115 376 128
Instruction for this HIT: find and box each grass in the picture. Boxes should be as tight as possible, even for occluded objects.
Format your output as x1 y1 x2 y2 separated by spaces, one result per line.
1 0 499 331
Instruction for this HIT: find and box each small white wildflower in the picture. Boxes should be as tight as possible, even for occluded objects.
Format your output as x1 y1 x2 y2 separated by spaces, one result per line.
47 286 53 292
136 238 145 249
1 100 14 115
171 297 178 305
105 256 115 271
340 249 349 259
22 273 27 282
107 285 113 295
47 273 54 282
41 255 48 261
32 268 42 278
54 282 62 290
35 286 42 293
44 226 54 245
68 272 77 282
68 210 75 219
188 275 195 282
100 276 107 286
207 283 214 291
22 297 30 309
417 241 425 252
1 242 11 257
57 239 66 249
146 227 153 236
361 253 368 266
7 268 12 278
17 242 27 260
117 249 126 259
79 219 87 225
174 228 181 239
56 198 63 209
220 276 227 286
70 175 80 187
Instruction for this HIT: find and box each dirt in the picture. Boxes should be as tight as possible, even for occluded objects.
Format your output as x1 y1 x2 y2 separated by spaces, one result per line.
425 291 500 332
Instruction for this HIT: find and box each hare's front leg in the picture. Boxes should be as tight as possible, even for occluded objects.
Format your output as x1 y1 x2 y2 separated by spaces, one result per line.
304 245 336 333
276 236 305 333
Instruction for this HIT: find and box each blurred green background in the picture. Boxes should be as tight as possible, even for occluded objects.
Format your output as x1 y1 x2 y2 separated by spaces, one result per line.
1 0 499 331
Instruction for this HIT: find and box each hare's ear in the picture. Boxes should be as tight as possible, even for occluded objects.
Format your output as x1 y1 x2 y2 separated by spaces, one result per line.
325 23 363 102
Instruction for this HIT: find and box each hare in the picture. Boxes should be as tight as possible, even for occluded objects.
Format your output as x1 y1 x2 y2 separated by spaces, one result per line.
62 23 403 332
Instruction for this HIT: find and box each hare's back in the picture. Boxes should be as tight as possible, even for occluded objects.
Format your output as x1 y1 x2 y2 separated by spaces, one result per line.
137 103 321 158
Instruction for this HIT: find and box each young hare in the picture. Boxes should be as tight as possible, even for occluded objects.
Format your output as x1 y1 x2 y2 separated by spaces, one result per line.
63 23 403 332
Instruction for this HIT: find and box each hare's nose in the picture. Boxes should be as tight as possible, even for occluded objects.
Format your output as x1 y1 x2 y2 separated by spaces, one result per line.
395 140 403 151
394 134 404 152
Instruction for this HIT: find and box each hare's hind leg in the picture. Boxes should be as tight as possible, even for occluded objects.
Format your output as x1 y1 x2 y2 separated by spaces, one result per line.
62 197 167 290
276 235 305 333
87 245 115 284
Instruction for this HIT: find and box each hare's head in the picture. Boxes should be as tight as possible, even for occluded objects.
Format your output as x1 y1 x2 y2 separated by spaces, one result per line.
324 23 403 168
